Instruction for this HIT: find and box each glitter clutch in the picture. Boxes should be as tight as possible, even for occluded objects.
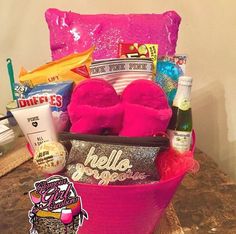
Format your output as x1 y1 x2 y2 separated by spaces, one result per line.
59 132 169 185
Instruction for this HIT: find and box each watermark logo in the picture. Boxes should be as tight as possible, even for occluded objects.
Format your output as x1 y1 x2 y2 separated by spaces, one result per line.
28 175 88 234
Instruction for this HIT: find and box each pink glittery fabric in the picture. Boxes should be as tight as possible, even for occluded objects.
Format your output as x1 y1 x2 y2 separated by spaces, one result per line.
45 9 181 60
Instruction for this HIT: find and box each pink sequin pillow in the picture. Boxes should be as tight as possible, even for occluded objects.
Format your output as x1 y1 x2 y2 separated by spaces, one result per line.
45 8 181 60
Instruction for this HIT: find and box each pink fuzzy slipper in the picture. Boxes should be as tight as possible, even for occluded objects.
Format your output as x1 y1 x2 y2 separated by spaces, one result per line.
68 79 123 134
120 80 172 136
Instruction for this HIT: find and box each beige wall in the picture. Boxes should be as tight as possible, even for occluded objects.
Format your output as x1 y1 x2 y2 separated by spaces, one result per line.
0 0 235 179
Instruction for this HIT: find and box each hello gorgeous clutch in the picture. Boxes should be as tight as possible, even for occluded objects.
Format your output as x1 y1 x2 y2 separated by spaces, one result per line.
59 132 169 185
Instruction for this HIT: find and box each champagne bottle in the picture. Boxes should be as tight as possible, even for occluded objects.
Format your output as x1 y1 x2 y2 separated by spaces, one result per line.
167 76 193 152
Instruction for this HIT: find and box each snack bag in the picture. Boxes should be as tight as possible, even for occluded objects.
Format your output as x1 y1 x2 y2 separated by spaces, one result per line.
14 83 32 99
19 47 94 87
118 43 158 75
17 81 73 131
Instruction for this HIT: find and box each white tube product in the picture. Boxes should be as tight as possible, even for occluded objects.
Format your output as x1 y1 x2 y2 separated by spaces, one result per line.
11 104 57 151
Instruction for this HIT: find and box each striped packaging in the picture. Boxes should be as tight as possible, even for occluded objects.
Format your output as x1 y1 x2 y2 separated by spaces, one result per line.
90 58 153 95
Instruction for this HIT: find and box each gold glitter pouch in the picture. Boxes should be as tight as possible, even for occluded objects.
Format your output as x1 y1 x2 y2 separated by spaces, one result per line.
59 133 169 185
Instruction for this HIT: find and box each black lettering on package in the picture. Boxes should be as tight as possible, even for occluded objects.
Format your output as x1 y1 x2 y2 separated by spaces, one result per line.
27 116 39 122
109 64 125 72
129 63 147 70
91 65 106 75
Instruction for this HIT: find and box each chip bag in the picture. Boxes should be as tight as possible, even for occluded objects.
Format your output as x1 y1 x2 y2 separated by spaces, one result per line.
17 81 73 132
19 47 94 87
